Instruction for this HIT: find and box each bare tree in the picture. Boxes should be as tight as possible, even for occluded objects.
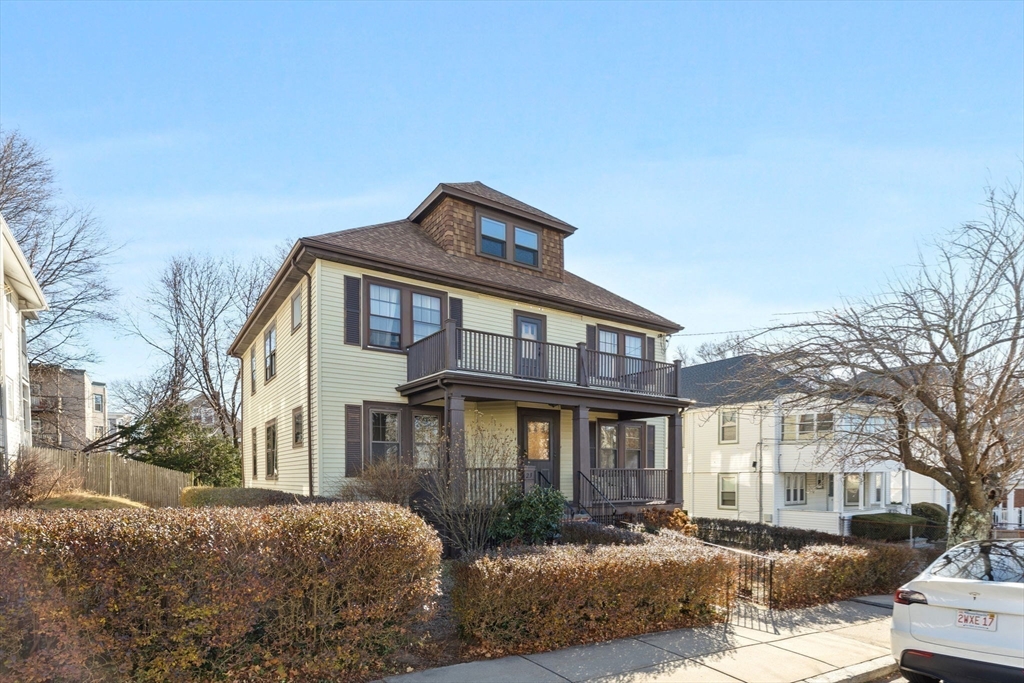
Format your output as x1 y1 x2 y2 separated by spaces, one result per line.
674 334 749 367
746 186 1024 543
126 253 274 445
0 129 118 364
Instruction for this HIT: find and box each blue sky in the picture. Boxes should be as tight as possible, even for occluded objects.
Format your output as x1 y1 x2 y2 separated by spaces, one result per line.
1 1 1022 389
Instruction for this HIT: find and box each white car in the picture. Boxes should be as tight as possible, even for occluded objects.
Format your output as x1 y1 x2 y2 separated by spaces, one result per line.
891 539 1024 683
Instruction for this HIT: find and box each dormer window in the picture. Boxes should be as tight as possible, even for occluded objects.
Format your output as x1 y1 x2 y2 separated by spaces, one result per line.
481 217 507 258
514 227 539 267
477 211 542 269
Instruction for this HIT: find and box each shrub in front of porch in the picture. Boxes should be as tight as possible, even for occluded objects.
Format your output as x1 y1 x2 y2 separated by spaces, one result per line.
491 486 567 545
770 543 921 608
451 537 730 655
180 485 333 507
692 517 852 551
558 520 647 545
850 512 931 542
0 502 441 681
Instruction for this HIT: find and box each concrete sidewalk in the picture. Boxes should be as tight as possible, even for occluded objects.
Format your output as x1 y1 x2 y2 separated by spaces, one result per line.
386 597 899 683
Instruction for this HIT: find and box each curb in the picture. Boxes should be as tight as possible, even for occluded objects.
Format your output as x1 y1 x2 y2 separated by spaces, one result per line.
802 655 899 683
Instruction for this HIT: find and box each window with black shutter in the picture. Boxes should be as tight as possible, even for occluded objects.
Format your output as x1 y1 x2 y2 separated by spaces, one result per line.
345 405 362 476
344 276 361 346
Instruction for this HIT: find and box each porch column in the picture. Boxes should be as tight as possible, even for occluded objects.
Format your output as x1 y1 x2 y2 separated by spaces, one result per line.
667 410 683 505
837 470 846 535
447 392 466 502
572 405 590 505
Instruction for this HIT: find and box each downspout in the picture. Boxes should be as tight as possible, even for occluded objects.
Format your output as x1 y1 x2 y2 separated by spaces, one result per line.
292 255 314 496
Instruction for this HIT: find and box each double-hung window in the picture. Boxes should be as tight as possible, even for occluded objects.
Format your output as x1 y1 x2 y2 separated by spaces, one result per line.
719 409 738 443
623 424 642 469
844 473 861 507
480 216 507 258
264 325 277 381
412 293 442 341
874 474 883 503
598 424 617 468
478 212 542 268
513 227 539 267
785 473 806 505
250 352 257 394
369 409 401 463
265 420 278 478
368 284 402 349
93 393 103 412
413 413 441 469
365 278 446 350
782 413 835 441
719 474 738 509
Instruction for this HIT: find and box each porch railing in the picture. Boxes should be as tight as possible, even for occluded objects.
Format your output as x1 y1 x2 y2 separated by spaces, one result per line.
406 324 682 399
588 468 668 502
465 467 520 506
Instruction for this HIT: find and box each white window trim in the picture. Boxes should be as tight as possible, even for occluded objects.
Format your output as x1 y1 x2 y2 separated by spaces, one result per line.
719 409 739 444
784 473 806 506
718 473 739 510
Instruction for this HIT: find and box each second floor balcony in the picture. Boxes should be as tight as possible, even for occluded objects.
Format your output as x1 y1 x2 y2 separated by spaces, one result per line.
406 322 684 400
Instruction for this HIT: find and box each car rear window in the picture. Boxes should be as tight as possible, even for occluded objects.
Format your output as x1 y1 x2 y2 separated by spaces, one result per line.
929 542 1024 583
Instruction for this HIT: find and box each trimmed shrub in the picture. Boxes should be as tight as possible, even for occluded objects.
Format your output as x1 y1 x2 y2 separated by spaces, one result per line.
452 536 730 655
559 521 647 546
693 517 852 551
639 508 698 534
911 502 949 541
851 512 929 542
180 485 332 507
491 485 567 545
0 502 441 681
771 543 921 608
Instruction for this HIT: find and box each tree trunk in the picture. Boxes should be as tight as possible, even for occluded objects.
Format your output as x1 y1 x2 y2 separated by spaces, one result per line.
949 504 993 545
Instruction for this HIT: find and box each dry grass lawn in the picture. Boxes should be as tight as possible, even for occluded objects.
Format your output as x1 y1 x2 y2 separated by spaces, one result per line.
32 491 147 510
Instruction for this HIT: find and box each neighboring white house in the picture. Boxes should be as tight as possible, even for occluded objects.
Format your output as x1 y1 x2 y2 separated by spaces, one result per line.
678 355 900 535
0 213 47 467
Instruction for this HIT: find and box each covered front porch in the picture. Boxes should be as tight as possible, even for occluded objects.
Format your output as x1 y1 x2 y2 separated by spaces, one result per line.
776 470 900 535
398 370 687 517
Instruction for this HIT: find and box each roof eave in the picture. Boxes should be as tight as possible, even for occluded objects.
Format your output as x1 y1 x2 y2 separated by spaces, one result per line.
408 183 578 235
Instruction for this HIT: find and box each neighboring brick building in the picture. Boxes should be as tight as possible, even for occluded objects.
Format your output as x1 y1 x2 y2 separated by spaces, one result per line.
30 364 108 450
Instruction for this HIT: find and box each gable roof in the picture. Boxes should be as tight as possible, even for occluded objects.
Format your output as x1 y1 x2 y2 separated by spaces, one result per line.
409 181 577 234
303 219 679 331
678 355 797 407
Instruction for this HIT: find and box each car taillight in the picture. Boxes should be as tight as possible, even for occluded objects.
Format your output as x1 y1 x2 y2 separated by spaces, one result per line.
895 588 928 605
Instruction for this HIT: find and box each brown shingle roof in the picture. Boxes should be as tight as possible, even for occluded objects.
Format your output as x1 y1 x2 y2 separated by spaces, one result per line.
304 220 680 332
409 181 577 234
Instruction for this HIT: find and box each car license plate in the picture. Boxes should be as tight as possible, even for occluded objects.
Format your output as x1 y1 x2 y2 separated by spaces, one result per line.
956 610 997 631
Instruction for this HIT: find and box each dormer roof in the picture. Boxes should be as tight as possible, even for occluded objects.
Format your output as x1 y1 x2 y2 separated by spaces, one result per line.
409 181 577 235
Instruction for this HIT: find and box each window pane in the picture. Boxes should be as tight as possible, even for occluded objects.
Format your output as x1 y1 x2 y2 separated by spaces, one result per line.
481 217 506 258
413 414 440 469
720 475 737 507
412 293 442 341
816 413 834 435
527 421 550 461
292 293 301 328
845 474 861 506
798 414 815 440
598 330 618 354
624 425 641 468
782 415 797 441
369 284 402 348
513 228 539 266
721 410 737 442
624 335 643 358
372 411 400 442
599 424 617 468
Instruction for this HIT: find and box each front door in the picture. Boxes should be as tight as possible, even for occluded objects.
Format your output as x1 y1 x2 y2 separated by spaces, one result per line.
518 409 559 490
515 314 545 380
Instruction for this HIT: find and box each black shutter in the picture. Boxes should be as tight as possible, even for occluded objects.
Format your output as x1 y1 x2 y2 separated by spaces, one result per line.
646 336 655 360
345 404 362 477
647 425 656 468
344 276 361 346
585 325 597 350
449 297 463 327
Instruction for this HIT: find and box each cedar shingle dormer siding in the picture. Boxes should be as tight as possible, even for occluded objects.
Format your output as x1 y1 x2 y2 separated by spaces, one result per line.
417 195 566 283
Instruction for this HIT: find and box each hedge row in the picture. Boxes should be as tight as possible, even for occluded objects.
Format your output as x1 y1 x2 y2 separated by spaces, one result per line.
0 503 441 681
558 520 647 546
850 512 935 542
180 485 334 508
452 535 730 655
692 517 853 551
771 543 921 608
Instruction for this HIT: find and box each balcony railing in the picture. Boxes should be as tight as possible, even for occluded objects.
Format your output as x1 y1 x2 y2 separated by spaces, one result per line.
589 468 668 503
406 324 683 399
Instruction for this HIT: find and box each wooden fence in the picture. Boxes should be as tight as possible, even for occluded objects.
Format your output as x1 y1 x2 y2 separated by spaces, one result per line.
31 447 194 508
